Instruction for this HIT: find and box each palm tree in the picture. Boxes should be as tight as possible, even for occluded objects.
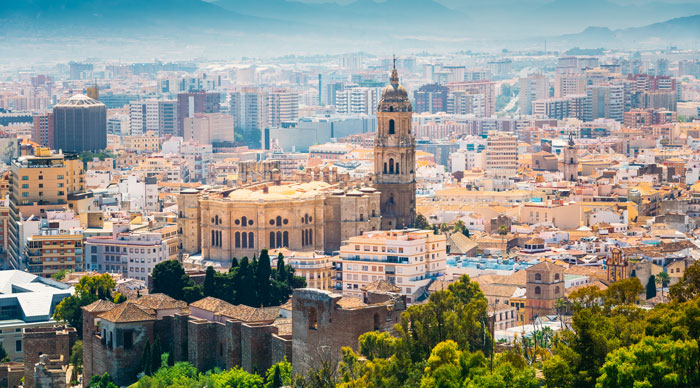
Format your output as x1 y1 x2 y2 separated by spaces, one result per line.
554 298 567 328
498 225 508 236
454 220 466 234
656 271 670 301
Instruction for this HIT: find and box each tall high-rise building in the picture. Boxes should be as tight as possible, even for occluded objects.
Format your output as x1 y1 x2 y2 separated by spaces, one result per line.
68 62 93 80
374 65 416 230
53 94 107 152
267 90 299 127
484 131 518 178
230 88 267 147
335 87 382 115
414 84 449 114
31 113 53 148
128 100 177 136
519 74 550 115
585 84 625 122
325 82 345 106
183 113 235 145
176 91 220 136
447 81 496 117
8 148 86 270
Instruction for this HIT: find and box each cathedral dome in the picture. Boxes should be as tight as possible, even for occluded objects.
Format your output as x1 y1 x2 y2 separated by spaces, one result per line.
378 67 412 113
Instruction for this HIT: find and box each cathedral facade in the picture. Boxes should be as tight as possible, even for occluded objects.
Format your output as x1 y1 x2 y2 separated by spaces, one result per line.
374 64 417 229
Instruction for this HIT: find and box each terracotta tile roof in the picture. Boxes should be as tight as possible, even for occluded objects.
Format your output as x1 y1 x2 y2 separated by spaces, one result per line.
135 293 188 311
83 299 116 313
525 261 565 273
273 318 292 336
189 296 279 322
98 301 156 323
428 279 456 293
361 279 400 293
565 280 608 297
474 270 528 288
479 283 522 298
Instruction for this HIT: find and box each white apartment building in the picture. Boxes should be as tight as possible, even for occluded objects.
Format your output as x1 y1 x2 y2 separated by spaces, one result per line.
338 229 447 303
128 100 177 136
118 174 159 213
485 131 518 178
183 113 235 145
86 223 178 280
181 142 213 183
335 87 382 115
267 90 300 127
519 74 550 115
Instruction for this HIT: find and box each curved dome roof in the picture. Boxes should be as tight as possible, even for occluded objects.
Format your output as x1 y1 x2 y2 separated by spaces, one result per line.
378 68 412 113
55 94 104 107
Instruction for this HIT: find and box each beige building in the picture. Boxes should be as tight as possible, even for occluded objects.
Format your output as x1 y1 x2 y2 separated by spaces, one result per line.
270 248 332 290
485 131 518 178
178 181 380 260
519 201 582 230
338 229 446 303
183 113 235 145
121 131 161 154
9 148 85 270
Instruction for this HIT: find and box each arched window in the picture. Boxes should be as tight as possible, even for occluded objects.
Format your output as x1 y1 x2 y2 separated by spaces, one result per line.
276 231 282 248
309 229 313 245
555 286 560 294
389 119 395 134
249 232 254 249
283 231 289 247
373 313 381 330
395 162 400 174
535 286 541 295
241 231 247 249
276 216 282 227
535 273 542 281
211 230 215 246
384 162 387 174
389 158 394 174
554 273 560 281
570 158 574 164
235 232 240 248
270 232 275 248
241 216 247 228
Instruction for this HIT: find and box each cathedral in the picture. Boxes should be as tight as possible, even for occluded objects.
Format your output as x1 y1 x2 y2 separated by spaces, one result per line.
374 62 417 229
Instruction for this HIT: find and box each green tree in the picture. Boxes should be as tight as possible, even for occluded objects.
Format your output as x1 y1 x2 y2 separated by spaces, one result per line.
646 274 657 300
498 225 508 236
151 337 163 373
203 266 216 297
670 261 700 302
276 253 287 282
142 341 152 376
88 373 118 388
656 271 670 301
605 277 643 308
257 250 273 306
53 274 117 338
70 340 83 374
265 361 292 388
0 342 9 363
415 213 431 230
151 260 191 301
596 336 700 388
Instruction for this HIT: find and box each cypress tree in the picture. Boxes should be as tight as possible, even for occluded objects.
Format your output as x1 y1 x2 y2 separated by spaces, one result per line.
141 341 152 376
151 337 162 372
646 274 657 300
257 250 272 306
276 253 287 282
203 266 216 297
271 365 283 388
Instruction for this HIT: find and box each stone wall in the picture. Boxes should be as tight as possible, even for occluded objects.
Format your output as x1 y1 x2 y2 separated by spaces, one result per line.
240 324 277 373
291 288 401 373
22 327 75 388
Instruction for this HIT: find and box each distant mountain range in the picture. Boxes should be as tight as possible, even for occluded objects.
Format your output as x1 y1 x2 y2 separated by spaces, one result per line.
0 0 698 60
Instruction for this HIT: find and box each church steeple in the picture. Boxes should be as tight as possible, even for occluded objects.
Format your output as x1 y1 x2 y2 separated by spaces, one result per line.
373 62 416 230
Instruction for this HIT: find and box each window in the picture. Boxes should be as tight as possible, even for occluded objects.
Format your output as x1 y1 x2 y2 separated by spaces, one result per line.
555 286 561 294
21 176 28 181
554 273 560 281
21 184 28 189
15 339 21 352
248 232 254 249
22 192 28 197
535 286 541 295
308 308 318 330
389 119 395 134
123 330 133 349
535 273 542 281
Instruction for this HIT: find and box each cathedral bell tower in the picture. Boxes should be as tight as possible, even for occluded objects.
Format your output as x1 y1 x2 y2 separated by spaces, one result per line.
374 60 416 229
561 134 578 182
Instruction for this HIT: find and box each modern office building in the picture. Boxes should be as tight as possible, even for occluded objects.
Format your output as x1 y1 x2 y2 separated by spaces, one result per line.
447 81 496 117
414 84 449 114
335 87 382 115
584 84 625 122
337 229 446 303
183 113 235 145
230 88 267 145
53 94 107 152
0 270 73 362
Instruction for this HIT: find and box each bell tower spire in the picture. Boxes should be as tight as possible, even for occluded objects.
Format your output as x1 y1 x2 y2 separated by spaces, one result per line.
373 62 416 230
